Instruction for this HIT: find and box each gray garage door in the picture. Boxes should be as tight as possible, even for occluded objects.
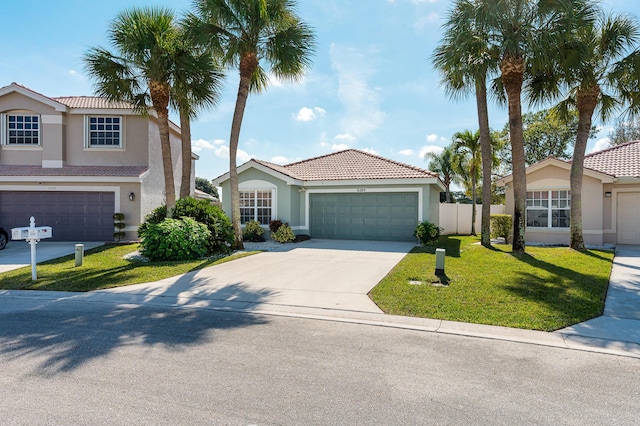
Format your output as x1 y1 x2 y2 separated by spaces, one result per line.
0 191 115 241
310 192 418 241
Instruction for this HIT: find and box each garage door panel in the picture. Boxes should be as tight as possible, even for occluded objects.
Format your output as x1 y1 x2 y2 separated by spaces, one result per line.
0 191 115 241
310 192 418 241
618 193 640 244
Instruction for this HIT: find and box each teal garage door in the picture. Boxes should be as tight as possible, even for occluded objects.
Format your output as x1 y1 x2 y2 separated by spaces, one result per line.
310 192 418 241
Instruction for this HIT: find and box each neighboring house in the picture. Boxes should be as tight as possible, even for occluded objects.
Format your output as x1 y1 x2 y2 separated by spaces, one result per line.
496 141 640 246
213 149 444 241
0 82 194 241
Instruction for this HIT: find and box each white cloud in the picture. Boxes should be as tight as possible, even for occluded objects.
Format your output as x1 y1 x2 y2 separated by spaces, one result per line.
419 145 444 159
590 138 612 154
362 147 379 155
211 143 253 163
68 69 77 76
330 44 386 141
295 106 326 122
426 134 439 143
398 149 415 156
191 138 225 153
271 156 289 164
335 133 356 142
332 143 350 151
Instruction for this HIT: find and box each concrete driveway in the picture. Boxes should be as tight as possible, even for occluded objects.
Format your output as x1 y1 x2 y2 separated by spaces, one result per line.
0 241 105 273
94 239 415 314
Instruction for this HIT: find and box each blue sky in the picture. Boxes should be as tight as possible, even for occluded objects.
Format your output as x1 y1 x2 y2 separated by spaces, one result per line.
1 0 639 181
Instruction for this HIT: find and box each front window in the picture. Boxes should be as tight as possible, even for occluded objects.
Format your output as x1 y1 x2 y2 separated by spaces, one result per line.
87 116 122 147
240 190 272 225
7 114 40 145
526 190 570 228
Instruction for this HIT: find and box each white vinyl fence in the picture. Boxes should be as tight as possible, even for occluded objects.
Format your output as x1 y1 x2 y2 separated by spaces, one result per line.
439 204 506 235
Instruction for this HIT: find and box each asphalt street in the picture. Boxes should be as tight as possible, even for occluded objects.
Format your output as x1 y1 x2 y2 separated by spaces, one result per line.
0 297 638 425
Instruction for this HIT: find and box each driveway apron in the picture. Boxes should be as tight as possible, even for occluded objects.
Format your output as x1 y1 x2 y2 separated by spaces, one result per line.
95 239 415 314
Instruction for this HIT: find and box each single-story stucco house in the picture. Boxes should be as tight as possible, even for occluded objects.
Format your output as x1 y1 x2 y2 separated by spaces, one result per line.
497 140 640 246
213 149 444 241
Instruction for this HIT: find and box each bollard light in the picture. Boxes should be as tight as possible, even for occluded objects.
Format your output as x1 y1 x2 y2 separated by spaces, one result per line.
435 248 445 275
75 244 84 267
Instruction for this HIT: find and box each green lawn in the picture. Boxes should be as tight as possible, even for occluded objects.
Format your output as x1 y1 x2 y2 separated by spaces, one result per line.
0 244 258 292
370 236 614 331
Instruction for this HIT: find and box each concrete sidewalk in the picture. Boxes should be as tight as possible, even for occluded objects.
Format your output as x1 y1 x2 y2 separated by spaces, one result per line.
556 245 640 349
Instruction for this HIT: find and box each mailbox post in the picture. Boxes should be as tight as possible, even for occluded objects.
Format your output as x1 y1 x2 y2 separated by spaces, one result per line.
11 216 53 281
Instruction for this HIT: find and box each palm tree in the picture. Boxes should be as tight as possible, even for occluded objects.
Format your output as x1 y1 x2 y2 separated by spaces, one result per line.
172 27 224 198
451 130 482 235
84 7 180 212
529 8 640 249
189 0 316 249
426 147 457 203
432 0 499 246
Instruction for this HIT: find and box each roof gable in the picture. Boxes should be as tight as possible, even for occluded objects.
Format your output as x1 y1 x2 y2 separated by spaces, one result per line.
0 82 67 112
496 156 614 186
584 140 640 178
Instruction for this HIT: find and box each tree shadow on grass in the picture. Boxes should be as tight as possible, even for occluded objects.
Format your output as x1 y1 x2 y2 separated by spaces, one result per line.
0 281 274 375
503 252 610 330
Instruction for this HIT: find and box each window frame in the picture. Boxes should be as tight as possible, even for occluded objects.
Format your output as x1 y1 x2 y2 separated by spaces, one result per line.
526 189 571 229
239 189 275 225
85 115 124 149
1 112 41 146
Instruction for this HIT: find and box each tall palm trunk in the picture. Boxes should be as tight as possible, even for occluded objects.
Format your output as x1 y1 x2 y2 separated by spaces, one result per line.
149 80 176 216
570 85 600 250
501 55 527 253
476 78 492 246
179 107 192 199
471 168 477 236
229 53 259 250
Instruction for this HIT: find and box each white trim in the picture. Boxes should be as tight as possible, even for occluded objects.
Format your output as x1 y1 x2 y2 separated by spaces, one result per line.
0 83 68 112
496 157 615 186
304 187 423 231
0 185 121 213
41 160 64 168
239 188 277 225
41 114 63 124
0 175 143 183
68 108 137 116
303 177 443 189
84 115 125 150
1 112 42 146
213 160 302 186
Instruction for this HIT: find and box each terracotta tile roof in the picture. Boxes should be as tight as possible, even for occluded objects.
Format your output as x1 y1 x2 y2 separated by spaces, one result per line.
583 140 640 178
254 149 438 181
0 165 148 177
52 96 134 110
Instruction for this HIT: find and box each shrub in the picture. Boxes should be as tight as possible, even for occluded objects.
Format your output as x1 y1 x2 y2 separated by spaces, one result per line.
414 221 441 246
139 196 234 254
139 217 210 261
269 220 283 233
272 223 296 243
490 214 513 242
243 220 265 242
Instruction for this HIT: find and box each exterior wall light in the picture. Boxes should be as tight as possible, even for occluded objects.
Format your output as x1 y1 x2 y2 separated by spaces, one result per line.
129 192 135 201
605 191 612 198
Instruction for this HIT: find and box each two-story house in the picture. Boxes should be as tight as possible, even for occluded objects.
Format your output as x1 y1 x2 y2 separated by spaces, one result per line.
0 82 194 241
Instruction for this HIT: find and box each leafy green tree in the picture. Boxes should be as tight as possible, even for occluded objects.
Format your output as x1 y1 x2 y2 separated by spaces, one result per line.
195 177 219 199
530 7 640 249
188 0 316 249
433 0 499 246
426 147 457 204
172 26 224 198
84 7 181 212
494 108 596 166
608 117 640 146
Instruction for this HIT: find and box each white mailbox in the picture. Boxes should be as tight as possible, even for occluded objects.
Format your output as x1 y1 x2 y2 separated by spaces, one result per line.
10 217 53 281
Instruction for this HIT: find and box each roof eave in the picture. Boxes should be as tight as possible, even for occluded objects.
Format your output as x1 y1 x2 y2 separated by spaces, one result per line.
212 160 302 186
0 83 68 112
302 177 444 188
